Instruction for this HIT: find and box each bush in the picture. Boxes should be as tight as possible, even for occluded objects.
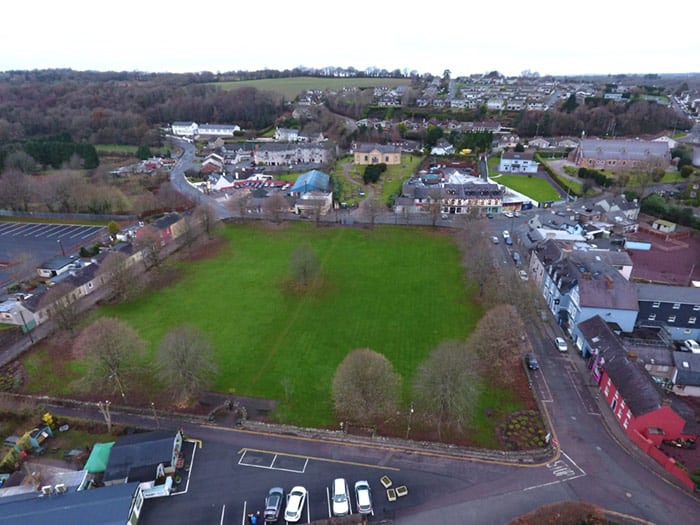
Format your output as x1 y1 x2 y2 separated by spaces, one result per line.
578 167 612 188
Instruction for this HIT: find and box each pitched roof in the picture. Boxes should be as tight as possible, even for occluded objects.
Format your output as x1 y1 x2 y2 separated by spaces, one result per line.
0 481 139 525
104 430 176 483
578 315 662 416
636 283 700 305
290 170 330 193
354 143 401 154
578 139 669 161
673 351 700 387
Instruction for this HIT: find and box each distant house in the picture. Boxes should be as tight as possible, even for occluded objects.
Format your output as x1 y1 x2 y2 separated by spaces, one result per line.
171 121 198 136
274 127 300 142
498 151 538 174
137 213 186 246
569 138 670 170
430 139 455 156
104 430 183 485
651 219 676 234
197 123 240 137
353 143 401 165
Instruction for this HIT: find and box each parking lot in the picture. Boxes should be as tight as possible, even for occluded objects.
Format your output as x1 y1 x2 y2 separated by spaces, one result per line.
0 221 106 285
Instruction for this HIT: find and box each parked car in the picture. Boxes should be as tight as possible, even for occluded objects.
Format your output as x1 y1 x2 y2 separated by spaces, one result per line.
284 486 307 523
555 337 568 352
502 230 510 239
354 480 373 515
518 269 528 280
682 339 700 353
525 353 539 370
505 237 513 246
512 252 521 265
514 210 520 217
491 236 499 244
331 478 350 516
264 487 284 522
504 211 513 218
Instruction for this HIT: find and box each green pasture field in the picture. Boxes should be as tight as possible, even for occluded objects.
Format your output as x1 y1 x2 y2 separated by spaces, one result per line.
492 175 560 202
210 77 411 101
95 144 169 155
30 223 481 428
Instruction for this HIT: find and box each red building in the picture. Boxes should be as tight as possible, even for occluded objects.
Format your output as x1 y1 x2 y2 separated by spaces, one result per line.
579 315 698 488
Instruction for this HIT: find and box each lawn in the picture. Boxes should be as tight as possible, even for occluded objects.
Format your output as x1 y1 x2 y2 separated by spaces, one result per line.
57 223 481 428
209 77 411 101
491 174 560 202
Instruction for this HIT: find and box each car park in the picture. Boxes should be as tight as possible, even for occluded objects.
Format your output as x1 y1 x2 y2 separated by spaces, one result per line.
682 339 700 353
284 486 307 523
264 487 284 522
555 337 568 352
525 353 539 370
354 480 373 515
331 478 350 516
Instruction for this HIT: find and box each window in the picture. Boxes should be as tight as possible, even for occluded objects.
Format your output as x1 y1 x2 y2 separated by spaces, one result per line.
621 400 625 409
611 399 617 411
652 301 661 308
672 303 681 310
648 314 656 321
604 385 610 396
690 317 697 325
693 305 700 311
623 419 629 429
668 315 676 323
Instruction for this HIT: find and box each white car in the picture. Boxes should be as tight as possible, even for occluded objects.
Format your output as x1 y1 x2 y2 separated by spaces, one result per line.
504 211 513 218
491 236 500 244
331 478 350 516
354 480 373 515
518 270 528 281
502 230 510 239
555 337 568 352
682 339 700 353
284 486 307 523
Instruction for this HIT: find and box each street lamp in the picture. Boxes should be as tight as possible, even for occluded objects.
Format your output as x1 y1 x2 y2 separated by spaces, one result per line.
57 238 65 256
151 402 160 429
406 402 415 439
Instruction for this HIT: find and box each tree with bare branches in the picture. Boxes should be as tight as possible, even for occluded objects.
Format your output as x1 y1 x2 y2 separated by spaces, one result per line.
6 251 38 290
332 348 401 426
426 188 443 227
73 317 147 400
264 192 290 224
412 340 479 438
362 196 384 227
193 203 219 239
98 251 138 302
134 225 162 269
289 244 320 289
156 325 218 406
38 282 80 332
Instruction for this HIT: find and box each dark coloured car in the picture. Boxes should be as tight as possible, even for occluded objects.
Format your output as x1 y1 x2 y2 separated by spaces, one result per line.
525 353 539 370
264 487 284 522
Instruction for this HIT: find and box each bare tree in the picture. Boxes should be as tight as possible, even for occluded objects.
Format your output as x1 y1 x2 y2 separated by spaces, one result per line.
98 251 138 302
467 304 528 388
332 348 401 426
193 202 219 239
289 244 320 289
156 325 217 406
97 400 112 433
362 196 384 227
264 192 290 224
38 282 80 332
636 156 667 199
228 191 251 220
134 225 163 269
0 170 33 211
7 251 38 290
426 188 443 228
73 317 147 400
412 340 479 438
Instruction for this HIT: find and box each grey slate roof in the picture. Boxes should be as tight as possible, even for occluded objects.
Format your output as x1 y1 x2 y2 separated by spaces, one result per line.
578 315 663 416
104 430 176 483
636 283 700 305
0 481 139 525
578 138 669 161
354 143 401 154
673 351 700 387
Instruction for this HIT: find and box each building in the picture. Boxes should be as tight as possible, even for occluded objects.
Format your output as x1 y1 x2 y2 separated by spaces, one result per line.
498 151 539 174
353 143 401 165
569 138 670 170
530 239 638 335
580 315 698 489
104 430 183 485
289 170 330 194
636 284 700 341
37 256 75 279
672 351 700 397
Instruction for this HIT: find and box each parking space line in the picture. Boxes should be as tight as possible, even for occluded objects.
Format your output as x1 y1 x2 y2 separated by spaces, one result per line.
239 447 399 472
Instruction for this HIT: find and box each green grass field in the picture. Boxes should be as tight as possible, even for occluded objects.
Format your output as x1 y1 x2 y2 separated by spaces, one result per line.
492 175 560 202
210 77 411 101
41 223 481 427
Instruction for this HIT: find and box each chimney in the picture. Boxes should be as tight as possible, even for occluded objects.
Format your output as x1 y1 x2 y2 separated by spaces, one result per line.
604 275 613 289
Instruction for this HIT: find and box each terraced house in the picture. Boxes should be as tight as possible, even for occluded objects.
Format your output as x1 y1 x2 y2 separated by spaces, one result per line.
569 138 670 170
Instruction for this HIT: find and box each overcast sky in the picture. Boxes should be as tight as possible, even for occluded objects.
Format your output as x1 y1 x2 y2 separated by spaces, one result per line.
3 1 697 77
